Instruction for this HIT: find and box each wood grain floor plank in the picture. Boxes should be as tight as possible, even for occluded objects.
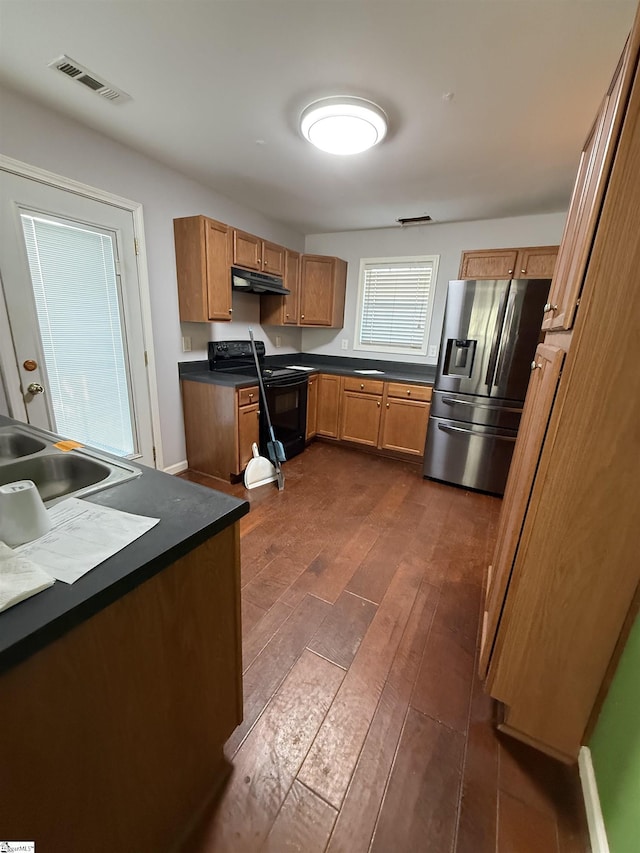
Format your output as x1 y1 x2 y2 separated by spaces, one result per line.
297 555 426 808
369 707 465 853
242 597 267 639
261 780 337 853
242 600 294 674
455 671 500 853
497 789 559 853
345 529 414 604
326 580 439 853
307 591 377 670
226 594 332 757
195 650 344 853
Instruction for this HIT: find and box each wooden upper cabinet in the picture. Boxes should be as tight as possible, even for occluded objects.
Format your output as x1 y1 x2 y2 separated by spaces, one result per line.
480 344 565 678
517 246 558 279
459 246 559 281
262 241 285 277
300 255 347 327
543 51 627 332
174 216 232 322
459 248 519 280
232 230 285 277
260 249 300 326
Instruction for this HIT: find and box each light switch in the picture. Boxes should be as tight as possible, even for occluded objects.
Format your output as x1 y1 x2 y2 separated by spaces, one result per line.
428 345 438 358
341 339 349 350
276 335 282 348
182 336 192 352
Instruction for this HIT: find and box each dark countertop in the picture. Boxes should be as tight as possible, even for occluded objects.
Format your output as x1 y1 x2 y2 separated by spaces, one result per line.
0 415 249 674
179 352 437 387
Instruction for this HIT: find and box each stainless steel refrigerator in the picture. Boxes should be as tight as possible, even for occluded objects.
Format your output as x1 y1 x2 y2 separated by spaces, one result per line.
423 278 549 494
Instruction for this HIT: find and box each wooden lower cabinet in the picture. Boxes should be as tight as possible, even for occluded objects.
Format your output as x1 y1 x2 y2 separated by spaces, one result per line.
181 380 259 480
306 373 318 439
316 374 342 437
0 527 242 852
379 397 430 455
340 391 382 446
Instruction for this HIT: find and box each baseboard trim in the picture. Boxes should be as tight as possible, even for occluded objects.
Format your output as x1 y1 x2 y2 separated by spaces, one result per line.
164 460 188 476
579 746 610 853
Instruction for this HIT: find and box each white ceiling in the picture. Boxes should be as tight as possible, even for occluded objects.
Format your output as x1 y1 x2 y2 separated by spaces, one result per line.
0 1 636 234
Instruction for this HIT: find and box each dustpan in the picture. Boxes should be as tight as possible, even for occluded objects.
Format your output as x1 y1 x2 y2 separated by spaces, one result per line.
244 443 278 489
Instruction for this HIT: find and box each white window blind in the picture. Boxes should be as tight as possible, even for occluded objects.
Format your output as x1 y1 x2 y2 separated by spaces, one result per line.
356 256 438 355
20 213 136 457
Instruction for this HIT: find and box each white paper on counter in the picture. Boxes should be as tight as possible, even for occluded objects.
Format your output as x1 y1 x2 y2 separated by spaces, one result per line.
353 369 385 375
284 365 315 371
15 498 160 584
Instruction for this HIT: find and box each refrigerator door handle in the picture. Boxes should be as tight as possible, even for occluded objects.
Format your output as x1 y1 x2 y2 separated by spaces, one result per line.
492 287 519 391
484 285 510 388
437 423 518 442
441 397 523 414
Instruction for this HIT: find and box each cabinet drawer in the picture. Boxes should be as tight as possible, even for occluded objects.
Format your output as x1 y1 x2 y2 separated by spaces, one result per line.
343 377 384 394
386 382 432 402
237 386 259 407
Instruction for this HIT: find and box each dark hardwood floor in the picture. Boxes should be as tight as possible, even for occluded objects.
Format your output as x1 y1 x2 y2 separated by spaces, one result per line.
179 441 588 853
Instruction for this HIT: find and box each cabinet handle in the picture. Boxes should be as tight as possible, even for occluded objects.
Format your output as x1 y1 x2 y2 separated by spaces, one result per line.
531 360 542 371
360 383 364 389
377 401 381 407
543 303 558 313
406 390 411 396
508 269 513 274
301 314 305 319
286 313 290 318
386 403 390 408
521 268 526 274
229 308 233 314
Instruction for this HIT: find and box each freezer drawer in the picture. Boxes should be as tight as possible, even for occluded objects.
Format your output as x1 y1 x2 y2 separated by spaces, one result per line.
423 416 518 495
430 390 523 431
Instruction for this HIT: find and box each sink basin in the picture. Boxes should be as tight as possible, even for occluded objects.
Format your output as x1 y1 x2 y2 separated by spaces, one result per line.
0 428 46 460
0 421 141 504
0 454 111 502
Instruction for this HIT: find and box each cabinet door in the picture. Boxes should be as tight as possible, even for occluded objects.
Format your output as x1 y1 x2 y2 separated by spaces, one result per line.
543 54 625 331
316 374 342 438
283 250 300 325
379 397 429 455
479 344 564 677
262 241 285 277
300 256 336 326
237 402 260 473
205 218 233 320
459 249 519 280
306 374 318 439
340 392 382 446
517 246 558 279
233 230 262 271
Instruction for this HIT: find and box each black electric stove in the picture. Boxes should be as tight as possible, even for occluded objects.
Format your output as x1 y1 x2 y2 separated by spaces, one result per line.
208 340 309 459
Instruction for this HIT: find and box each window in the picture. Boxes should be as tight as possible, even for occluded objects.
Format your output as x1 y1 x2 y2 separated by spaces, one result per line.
355 255 439 355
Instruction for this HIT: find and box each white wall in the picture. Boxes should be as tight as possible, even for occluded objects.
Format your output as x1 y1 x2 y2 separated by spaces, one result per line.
304 212 567 363
0 85 304 468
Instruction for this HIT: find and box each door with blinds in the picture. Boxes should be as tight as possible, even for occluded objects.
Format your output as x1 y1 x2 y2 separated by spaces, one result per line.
0 170 156 467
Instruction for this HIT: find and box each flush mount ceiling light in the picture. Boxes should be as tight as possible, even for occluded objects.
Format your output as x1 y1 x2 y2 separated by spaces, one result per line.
300 97 387 155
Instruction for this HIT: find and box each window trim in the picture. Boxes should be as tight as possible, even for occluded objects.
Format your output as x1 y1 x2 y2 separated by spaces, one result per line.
354 254 439 356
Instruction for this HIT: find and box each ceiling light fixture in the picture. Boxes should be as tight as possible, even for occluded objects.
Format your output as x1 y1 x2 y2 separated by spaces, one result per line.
300 97 387 155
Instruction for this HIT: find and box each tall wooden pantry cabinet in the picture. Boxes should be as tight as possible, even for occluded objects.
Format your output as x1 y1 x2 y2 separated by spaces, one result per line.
480 8 640 761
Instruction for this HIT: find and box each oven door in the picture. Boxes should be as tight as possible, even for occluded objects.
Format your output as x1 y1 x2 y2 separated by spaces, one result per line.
261 376 308 461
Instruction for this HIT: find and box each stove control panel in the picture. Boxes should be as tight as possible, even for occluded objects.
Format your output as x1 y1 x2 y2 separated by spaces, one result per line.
208 339 265 367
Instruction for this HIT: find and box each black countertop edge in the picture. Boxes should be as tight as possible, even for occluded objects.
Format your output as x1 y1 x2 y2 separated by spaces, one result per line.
179 354 436 386
0 505 246 675
0 414 249 674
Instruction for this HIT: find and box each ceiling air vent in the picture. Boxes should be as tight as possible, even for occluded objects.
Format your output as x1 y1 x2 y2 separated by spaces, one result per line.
396 215 433 226
48 55 131 104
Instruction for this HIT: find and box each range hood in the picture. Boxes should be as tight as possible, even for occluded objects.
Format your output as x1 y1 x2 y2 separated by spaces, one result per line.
231 266 290 296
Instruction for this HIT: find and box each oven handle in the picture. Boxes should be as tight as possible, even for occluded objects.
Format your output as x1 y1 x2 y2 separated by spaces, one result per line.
264 377 309 390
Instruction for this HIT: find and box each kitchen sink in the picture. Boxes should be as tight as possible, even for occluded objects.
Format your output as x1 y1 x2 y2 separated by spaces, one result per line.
0 423 141 504
0 428 46 460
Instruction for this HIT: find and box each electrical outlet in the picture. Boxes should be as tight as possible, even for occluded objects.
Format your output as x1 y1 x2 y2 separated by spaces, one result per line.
341 339 349 350
182 336 192 353
428 345 438 359
275 335 282 348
